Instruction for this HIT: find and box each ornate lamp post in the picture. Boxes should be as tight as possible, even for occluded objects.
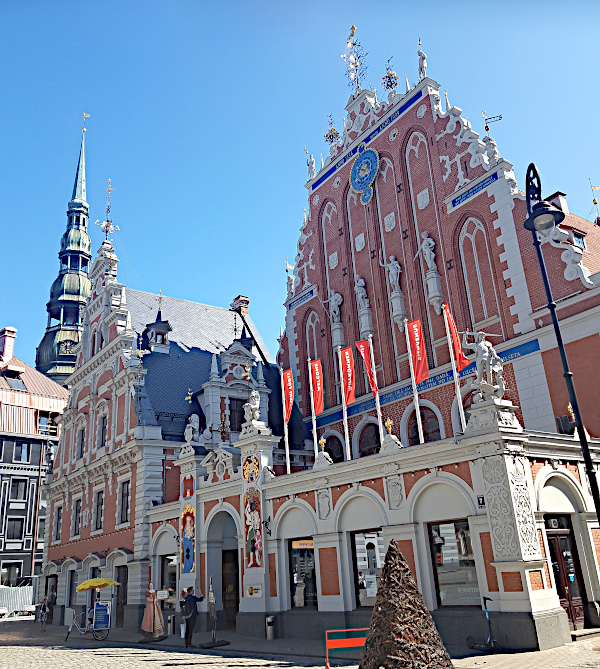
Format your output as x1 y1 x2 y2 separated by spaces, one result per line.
524 163 600 524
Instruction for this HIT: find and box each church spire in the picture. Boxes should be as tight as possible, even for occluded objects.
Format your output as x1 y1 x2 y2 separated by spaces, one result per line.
71 129 86 203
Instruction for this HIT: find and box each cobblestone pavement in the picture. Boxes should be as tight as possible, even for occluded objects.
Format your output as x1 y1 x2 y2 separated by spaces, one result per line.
2 618 600 669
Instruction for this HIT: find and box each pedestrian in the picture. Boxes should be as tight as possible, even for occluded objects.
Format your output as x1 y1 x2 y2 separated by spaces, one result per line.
181 586 203 648
38 596 48 633
141 582 164 640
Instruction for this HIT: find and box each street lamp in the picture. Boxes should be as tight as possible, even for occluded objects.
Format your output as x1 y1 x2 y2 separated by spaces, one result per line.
524 163 600 525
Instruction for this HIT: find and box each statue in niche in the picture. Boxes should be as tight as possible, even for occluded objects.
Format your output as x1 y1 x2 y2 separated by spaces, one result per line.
355 276 370 310
379 252 402 293
307 153 316 180
414 231 437 272
418 47 427 81
483 135 500 167
323 291 343 323
243 390 261 423
462 331 505 400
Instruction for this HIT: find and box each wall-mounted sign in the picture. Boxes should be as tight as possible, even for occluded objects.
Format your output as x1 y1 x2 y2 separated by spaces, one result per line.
246 584 263 598
292 540 314 549
93 601 110 630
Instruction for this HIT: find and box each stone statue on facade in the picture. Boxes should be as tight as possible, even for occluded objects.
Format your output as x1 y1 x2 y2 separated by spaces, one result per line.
184 414 200 444
379 253 402 293
414 232 445 315
414 231 436 272
323 291 343 323
354 276 370 310
462 331 505 400
483 135 500 167
307 153 316 180
243 390 261 424
418 47 427 81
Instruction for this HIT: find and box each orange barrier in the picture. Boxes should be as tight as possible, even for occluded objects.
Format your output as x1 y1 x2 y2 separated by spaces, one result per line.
325 627 369 668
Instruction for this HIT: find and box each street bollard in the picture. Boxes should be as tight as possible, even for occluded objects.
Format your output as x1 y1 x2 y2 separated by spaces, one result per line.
265 615 275 641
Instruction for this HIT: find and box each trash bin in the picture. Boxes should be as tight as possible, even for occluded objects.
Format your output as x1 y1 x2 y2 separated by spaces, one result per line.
265 615 275 641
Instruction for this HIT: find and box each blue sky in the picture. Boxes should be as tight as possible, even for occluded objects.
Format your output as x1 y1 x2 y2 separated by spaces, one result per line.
1 1 599 368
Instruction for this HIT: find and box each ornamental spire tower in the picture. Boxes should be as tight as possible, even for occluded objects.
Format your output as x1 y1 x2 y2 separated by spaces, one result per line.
36 116 93 384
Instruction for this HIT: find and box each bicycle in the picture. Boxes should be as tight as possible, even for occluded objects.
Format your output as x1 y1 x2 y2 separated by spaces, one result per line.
466 596 499 653
64 607 109 641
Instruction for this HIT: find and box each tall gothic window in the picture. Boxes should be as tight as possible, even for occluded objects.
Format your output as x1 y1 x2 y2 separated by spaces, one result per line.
358 423 381 457
305 311 320 361
408 407 441 446
459 218 500 329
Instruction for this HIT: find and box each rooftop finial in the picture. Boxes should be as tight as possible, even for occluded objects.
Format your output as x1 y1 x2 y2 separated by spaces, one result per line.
82 112 90 132
94 178 120 241
381 57 399 94
324 114 340 145
341 25 368 92
418 38 427 81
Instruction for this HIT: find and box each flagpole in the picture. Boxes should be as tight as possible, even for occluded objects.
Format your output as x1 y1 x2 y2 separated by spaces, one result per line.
367 334 385 445
307 357 319 459
336 346 352 461
279 366 291 475
404 318 424 444
442 306 467 433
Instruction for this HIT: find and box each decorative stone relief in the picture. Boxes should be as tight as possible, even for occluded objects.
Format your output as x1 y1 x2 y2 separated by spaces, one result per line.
318 490 331 519
312 194 320 206
482 456 519 560
386 477 403 509
355 233 365 252
508 457 540 558
333 176 341 189
384 212 396 232
542 226 594 289
417 188 430 210
389 128 398 142
416 104 427 119
328 251 338 270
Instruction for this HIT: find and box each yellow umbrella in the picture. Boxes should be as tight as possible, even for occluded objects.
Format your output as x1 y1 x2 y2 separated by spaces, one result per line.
76 578 120 592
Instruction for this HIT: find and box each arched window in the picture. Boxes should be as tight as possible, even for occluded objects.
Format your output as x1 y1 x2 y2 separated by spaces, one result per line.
305 311 320 361
325 435 344 463
91 332 96 356
358 423 380 457
408 407 441 446
459 218 500 329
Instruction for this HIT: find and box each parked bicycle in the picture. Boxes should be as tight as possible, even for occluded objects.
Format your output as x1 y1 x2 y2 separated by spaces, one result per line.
64 607 109 641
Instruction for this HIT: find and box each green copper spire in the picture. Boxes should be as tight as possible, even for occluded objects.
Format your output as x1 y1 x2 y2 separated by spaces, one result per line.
71 128 86 202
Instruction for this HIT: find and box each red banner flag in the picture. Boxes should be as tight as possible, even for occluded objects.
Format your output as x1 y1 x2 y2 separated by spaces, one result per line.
282 368 294 423
310 359 325 416
355 339 378 398
407 319 429 384
443 303 471 372
340 346 356 405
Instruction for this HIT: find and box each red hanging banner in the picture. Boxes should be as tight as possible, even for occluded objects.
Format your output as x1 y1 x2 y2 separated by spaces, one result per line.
443 303 471 372
355 339 378 398
407 319 429 384
310 359 325 416
282 368 294 423
340 346 356 405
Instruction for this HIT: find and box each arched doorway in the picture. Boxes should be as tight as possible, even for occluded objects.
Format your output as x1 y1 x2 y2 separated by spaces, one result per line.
153 530 179 618
358 423 380 457
206 511 239 629
408 407 441 446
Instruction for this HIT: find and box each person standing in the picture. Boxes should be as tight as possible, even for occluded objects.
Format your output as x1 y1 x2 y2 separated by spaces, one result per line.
141 582 164 640
181 586 203 648
37 596 48 633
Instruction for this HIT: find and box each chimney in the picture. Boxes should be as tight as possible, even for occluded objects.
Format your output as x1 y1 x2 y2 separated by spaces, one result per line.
547 191 569 216
0 327 17 363
230 295 250 315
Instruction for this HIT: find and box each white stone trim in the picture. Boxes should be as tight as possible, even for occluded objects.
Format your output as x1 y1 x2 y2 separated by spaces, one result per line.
399 399 446 446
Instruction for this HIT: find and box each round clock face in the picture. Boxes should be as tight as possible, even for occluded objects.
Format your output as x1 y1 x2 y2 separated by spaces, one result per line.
350 148 379 193
360 187 373 205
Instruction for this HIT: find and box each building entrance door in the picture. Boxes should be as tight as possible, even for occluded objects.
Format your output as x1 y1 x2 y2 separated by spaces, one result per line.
115 565 128 628
545 516 585 628
221 550 239 629
45 575 57 624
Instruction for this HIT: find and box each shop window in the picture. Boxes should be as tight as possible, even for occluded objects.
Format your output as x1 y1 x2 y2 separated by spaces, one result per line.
358 423 380 457
229 399 245 433
6 518 24 541
428 520 480 606
408 407 441 446
324 435 344 463
351 530 385 607
10 478 27 501
160 555 177 610
289 538 317 608
1 562 22 586
67 570 78 607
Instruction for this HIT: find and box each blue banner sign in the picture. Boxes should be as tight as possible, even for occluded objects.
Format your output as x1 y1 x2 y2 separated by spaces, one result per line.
451 171 498 209
311 90 423 191
93 601 110 630
315 338 540 428
287 287 316 311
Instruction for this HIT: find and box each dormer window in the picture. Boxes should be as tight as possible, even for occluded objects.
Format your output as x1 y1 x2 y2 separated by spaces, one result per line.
156 333 165 344
573 231 587 250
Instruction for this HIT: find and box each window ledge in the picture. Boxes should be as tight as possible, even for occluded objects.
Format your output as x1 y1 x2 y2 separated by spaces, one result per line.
90 528 104 537
115 521 130 531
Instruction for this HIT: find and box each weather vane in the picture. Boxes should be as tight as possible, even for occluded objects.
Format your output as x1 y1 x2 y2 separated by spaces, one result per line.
94 178 120 240
482 110 502 132
381 57 399 93
82 113 90 132
324 114 340 145
340 25 368 91
184 388 193 404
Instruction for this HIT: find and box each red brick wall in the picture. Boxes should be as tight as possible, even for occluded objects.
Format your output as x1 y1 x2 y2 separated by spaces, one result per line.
531 460 545 481
538 529 552 588
360 478 385 500
403 469 427 498
204 500 218 520
319 547 340 596
296 491 316 511
480 532 499 592
502 572 523 592
224 495 240 514
395 539 416 578
529 570 544 591
269 553 277 597
272 497 286 517
440 461 473 489
591 528 600 571
331 484 352 508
